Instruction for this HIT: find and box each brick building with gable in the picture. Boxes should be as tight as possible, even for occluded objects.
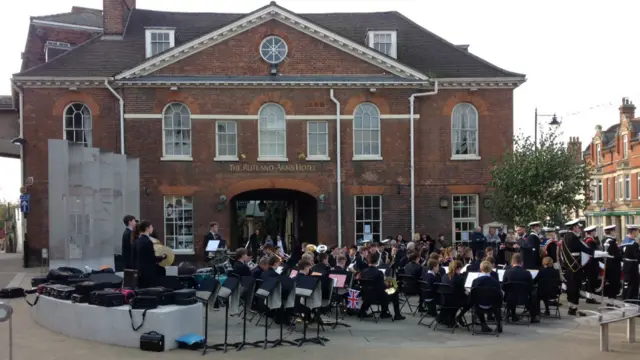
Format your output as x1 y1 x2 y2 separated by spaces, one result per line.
12 0 525 265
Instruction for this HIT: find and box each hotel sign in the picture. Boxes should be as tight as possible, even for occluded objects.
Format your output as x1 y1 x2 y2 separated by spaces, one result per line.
228 163 316 172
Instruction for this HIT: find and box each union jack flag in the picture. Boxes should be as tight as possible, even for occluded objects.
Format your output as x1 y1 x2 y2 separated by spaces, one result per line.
347 289 360 309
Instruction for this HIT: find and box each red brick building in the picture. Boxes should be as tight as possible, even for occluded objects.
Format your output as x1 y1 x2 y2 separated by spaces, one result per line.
13 0 524 264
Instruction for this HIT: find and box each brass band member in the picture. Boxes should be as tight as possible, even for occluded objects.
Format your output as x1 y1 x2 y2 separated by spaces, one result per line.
204 222 226 250
523 221 542 269
622 224 640 300
121 215 137 271
358 252 405 321
561 219 594 316
132 221 167 288
583 225 601 304
602 225 622 302
232 248 252 277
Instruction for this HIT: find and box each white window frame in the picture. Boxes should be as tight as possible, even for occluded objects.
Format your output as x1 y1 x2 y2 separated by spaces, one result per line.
63 103 92 147
625 175 631 200
353 102 382 160
596 143 601 165
451 103 480 160
623 134 629 159
452 194 479 244
258 103 287 161
163 195 195 254
597 179 603 202
354 195 382 244
618 175 623 200
367 30 397 59
161 102 192 161
145 28 175 58
637 173 640 199
214 120 238 161
306 121 329 161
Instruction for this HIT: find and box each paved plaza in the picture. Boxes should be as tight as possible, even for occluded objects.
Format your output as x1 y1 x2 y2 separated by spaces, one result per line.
0 260 638 360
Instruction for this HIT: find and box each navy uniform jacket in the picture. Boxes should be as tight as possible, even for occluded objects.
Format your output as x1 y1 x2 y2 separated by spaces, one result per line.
121 227 133 269
404 262 422 280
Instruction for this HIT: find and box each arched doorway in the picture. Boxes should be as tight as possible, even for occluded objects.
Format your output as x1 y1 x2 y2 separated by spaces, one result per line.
230 189 318 251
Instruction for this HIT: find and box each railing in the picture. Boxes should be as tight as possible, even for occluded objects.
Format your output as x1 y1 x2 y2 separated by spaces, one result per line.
575 299 639 352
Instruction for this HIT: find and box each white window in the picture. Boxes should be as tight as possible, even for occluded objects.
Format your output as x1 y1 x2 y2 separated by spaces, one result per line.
145 29 175 58
451 103 479 158
355 195 381 244
637 173 640 199
258 103 287 160
623 134 629 159
626 215 635 225
625 175 631 200
367 30 397 58
215 121 238 160
452 195 478 244
596 143 601 165
64 103 92 147
162 103 192 159
353 102 381 159
307 121 329 160
597 179 603 202
164 196 194 252
617 176 622 200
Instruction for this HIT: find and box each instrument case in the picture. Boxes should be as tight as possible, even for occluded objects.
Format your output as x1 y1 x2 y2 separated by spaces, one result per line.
137 287 174 305
114 288 136 304
71 294 89 303
175 296 198 306
178 275 196 289
89 290 125 307
31 276 48 287
50 285 76 300
172 289 196 300
140 331 165 352
0 287 25 299
130 295 159 310
87 273 123 289
75 281 99 296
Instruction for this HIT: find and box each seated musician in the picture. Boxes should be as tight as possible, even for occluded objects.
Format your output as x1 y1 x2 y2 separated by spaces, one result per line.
297 259 313 275
311 252 331 276
403 251 422 280
484 256 500 282
503 253 540 323
421 258 441 315
442 260 471 327
466 251 484 273
261 255 281 279
428 252 447 276
535 256 561 316
251 256 270 279
332 254 349 273
232 248 252 277
470 261 503 333
301 252 315 266
359 252 406 321
484 247 495 261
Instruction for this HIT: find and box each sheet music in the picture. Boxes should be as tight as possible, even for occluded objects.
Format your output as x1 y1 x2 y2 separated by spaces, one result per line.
329 274 346 288
528 270 539 279
465 272 480 288
581 252 590 266
205 240 220 252
594 250 613 259
497 269 505 282
461 264 469 274
289 270 298 278
275 266 284 274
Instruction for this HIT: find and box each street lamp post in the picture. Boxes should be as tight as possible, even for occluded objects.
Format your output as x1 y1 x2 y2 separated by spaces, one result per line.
535 108 560 148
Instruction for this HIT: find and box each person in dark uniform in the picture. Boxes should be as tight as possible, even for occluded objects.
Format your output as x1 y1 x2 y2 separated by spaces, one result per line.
204 221 226 251
602 225 622 303
471 261 503 333
311 252 331 276
544 229 560 264
583 225 601 304
403 251 422 280
622 224 640 301
359 252 405 321
523 221 542 269
249 229 262 262
132 220 167 288
561 219 594 316
232 248 252 277
121 215 136 270
503 253 539 323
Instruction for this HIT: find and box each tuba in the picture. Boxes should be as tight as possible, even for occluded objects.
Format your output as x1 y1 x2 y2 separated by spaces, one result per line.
306 244 317 253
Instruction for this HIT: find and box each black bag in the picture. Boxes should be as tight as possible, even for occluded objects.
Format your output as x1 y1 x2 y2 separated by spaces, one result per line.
178 275 196 289
46 267 85 284
89 290 125 307
130 295 159 309
75 281 99 296
156 276 183 290
178 262 197 275
137 287 173 305
0 287 25 299
88 273 123 289
175 297 198 306
71 294 89 303
31 277 48 287
140 331 164 352
51 285 75 300
173 289 196 301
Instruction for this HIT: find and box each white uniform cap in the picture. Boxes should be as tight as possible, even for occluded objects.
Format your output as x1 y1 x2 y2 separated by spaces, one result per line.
380 239 390 244
584 225 597 232
565 219 580 227
542 227 555 232
528 221 541 227
604 225 616 231
626 224 640 230
558 230 568 235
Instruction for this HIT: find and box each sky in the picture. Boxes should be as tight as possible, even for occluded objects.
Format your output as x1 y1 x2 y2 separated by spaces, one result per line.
1 0 639 201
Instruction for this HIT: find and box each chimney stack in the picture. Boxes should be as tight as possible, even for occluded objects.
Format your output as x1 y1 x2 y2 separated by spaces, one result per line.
620 97 636 122
567 136 583 163
103 0 135 38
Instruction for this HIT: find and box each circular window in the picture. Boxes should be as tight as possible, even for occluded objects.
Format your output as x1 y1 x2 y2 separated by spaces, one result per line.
260 36 288 64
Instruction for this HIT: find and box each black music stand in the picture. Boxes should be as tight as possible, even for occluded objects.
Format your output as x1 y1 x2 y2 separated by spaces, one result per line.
210 275 241 353
328 273 351 329
197 277 221 355
293 275 328 347
235 276 260 351
272 277 297 348
253 277 281 349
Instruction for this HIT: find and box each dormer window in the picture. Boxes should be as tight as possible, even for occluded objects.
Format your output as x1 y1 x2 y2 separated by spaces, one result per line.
596 143 601 165
145 28 175 58
367 30 397 58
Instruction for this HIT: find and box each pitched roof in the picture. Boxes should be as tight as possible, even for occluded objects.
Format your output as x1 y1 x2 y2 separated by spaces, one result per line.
16 5 523 79
32 7 103 28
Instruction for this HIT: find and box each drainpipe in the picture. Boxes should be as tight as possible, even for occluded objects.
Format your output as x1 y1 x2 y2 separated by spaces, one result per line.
104 79 125 154
11 80 26 266
409 80 438 236
329 89 342 247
